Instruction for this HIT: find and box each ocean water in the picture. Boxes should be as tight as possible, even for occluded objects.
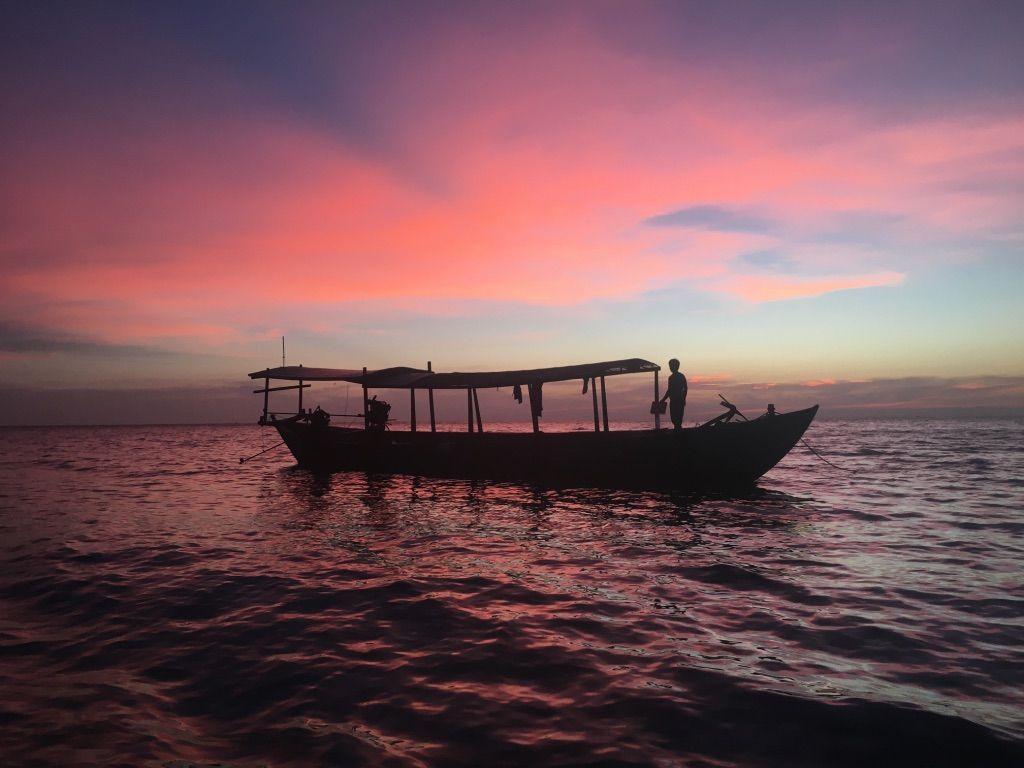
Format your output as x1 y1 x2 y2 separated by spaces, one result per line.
0 420 1021 767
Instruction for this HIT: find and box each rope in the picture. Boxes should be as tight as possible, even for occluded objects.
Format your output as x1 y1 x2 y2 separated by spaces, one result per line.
759 402 851 473
800 437 853 472
240 442 288 466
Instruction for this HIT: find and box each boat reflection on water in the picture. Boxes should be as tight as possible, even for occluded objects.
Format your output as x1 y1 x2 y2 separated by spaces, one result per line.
269 464 814 545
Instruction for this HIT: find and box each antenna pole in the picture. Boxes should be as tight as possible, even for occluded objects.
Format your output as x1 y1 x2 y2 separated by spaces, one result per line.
281 336 285 367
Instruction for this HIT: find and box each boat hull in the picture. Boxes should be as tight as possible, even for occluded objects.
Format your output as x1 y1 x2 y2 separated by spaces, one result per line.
270 405 819 490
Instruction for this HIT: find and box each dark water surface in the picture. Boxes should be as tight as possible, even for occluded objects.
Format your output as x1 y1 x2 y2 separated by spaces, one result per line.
1 420 1021 767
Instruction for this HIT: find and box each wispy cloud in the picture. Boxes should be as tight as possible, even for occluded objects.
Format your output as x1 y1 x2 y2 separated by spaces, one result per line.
712 271 906 303
0 322 173 358
725 376 1024 419
735 250 799 273
644 205 773 234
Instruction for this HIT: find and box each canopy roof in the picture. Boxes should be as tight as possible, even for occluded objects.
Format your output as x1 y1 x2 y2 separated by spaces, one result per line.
249 358 659 389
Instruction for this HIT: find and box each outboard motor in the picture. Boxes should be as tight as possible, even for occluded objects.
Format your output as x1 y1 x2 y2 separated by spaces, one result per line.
366 396 391 431
309 405 330 429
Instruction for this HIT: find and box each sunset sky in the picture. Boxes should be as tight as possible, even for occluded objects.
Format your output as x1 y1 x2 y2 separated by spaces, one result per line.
2 1 1022 424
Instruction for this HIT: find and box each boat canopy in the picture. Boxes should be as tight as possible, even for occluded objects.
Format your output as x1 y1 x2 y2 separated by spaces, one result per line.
249 358 659 389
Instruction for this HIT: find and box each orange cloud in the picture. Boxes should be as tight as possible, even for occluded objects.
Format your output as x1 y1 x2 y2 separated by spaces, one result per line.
714 271 906 303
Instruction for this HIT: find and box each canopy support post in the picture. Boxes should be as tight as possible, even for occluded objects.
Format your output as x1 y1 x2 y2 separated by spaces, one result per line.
362 367 369 431
653 370 660 430
472 388 483 432
261 370 269 425
528 385 540 433
467 389 474 433
591 377 599 432
600 376 609 432
428 360 436 432
410 388 417 432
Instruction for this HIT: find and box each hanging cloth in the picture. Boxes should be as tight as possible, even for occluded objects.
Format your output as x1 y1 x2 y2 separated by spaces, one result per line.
512 383 523 404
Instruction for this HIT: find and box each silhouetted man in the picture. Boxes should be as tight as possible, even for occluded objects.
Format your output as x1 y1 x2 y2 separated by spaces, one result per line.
659 358 688 430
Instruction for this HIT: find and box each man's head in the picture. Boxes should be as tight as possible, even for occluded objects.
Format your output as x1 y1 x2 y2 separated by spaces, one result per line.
668 358 680 372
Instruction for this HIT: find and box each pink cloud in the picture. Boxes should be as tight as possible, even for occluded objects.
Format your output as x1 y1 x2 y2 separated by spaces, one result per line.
1 11 1020 357
689 374 733 385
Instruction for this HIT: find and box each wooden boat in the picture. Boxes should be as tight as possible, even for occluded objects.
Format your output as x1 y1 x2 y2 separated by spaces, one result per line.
248 358 818 490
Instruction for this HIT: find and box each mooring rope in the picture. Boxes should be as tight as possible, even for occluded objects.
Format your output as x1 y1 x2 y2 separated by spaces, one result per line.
762 402 851 473
800 437 852 472
239 440 287 464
